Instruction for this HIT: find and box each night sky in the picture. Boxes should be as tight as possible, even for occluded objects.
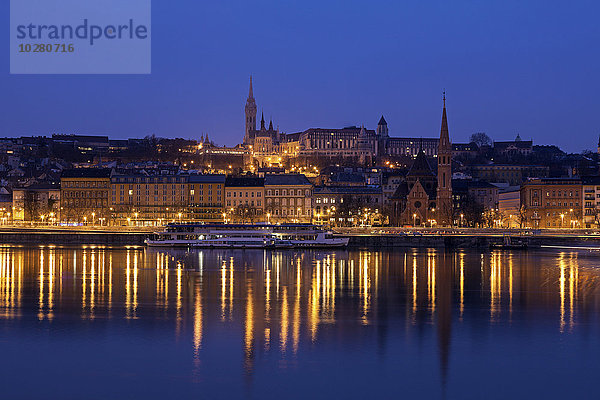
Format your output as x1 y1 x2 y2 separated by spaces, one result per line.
1 0 598 152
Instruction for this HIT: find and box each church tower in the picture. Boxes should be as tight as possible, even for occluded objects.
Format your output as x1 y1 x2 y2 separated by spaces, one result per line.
357 125 372 166
377 115 389 157
436 93 453 226
244 76 257 145
377 115 388 137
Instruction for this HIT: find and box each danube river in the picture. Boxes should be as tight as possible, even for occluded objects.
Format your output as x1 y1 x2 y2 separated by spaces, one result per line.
0 246 599 399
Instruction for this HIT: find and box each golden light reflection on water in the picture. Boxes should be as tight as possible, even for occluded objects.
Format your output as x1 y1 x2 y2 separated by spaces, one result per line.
1 246 600 376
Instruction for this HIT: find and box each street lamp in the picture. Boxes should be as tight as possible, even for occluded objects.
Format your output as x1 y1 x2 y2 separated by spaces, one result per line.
460 213 464 228
178 212 182 223
266 212 271 224
83 216 87 225
560 213 564 228
134 212 138 226
569 208 574 229
92 212 96 226
413 213 417 227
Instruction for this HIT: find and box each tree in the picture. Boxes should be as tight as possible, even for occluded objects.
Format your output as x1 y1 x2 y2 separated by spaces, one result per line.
482 209 502 228
517 205 527 228
232 204 259 223
461 194 484 227
469 132 492 147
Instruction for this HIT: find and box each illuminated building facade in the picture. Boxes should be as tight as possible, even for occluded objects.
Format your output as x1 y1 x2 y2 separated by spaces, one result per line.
110 171 189 225
224 176 265 222
188 174 225 222
520 178 583 228
582 176 600 228
60 168 111 224
13 183 61 223
264 174 313 223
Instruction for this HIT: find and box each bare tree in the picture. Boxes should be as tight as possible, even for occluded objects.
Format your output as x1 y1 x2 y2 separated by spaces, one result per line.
469 132 492 147
518 205 527 228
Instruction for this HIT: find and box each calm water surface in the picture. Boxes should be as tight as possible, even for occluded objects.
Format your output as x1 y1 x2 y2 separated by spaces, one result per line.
0 246 599 399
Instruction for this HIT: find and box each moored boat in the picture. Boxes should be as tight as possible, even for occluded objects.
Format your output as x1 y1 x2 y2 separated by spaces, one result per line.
490 234 528 250
145 223 349 249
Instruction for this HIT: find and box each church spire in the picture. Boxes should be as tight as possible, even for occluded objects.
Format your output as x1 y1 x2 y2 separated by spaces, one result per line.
440 91 450 147
268 119 273 130
436 92 453 226
260 112 265 130
244 76 257 145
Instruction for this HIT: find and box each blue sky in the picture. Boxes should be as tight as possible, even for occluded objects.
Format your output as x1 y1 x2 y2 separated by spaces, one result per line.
1 0 599 152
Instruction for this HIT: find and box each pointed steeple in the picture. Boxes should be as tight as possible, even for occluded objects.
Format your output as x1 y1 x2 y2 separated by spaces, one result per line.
440 91 450 148
244 76 257 144
260 112 265 130
378 115 387 126
268 119 273 130
436 91 453 226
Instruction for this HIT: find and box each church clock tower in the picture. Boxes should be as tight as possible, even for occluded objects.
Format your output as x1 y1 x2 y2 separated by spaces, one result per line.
436 93 453 226
244 76 257 145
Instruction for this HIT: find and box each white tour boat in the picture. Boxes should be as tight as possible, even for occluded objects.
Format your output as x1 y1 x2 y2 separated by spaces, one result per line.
145 223 350 249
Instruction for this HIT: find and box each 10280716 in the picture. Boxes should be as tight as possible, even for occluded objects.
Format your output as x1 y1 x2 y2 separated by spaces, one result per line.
18 43 74 53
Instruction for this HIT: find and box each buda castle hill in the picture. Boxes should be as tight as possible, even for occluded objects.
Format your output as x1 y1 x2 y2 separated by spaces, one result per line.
2 78 600 229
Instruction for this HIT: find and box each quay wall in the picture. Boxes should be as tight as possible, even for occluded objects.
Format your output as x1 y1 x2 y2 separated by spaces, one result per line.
0 229 147 246
347 234 600 249
1 229 600 250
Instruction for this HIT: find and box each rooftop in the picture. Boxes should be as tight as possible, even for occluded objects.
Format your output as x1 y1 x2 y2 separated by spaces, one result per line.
189 174 226 184
264 174 312 186
225 176 265 187
314 186 382 195
61 168 112 179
